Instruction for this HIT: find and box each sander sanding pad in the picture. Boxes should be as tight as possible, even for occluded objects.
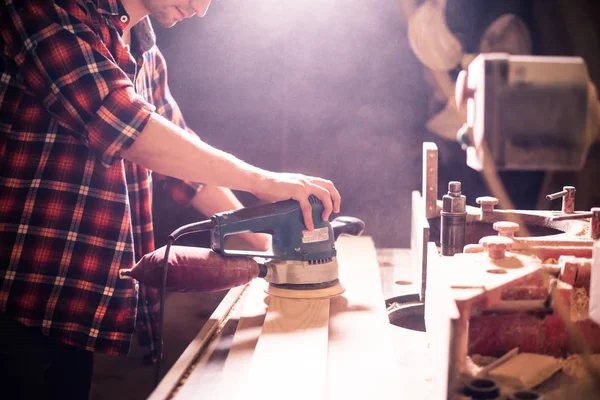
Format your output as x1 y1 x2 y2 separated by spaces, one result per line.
266 281 345 299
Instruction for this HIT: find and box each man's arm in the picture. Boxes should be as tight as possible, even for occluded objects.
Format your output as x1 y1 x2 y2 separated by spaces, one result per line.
121 113 340 230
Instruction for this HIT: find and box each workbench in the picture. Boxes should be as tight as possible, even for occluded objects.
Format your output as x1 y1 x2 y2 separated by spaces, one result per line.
147 237 435 400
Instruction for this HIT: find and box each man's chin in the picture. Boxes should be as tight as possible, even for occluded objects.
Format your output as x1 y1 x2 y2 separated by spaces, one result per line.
153 15 180 28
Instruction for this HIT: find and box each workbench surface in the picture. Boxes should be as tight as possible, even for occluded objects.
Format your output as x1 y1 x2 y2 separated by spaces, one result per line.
148 240 433 400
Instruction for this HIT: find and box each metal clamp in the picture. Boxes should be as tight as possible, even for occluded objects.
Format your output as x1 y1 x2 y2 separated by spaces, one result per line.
546 186 576 214
476 196 499 220
550 207 599 240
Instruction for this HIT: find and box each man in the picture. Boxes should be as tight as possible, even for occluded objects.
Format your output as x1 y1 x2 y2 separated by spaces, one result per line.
0 0 341 398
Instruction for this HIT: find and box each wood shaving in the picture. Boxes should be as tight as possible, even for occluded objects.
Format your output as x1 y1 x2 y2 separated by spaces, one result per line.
562 354 600 381
470 354 498 367
571 287 590 321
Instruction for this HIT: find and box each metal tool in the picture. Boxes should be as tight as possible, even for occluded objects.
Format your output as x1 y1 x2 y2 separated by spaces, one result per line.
440 181 467 256
166 195 365 297
455 54 599 171
206 196 365 293
412 142 600 399
546 186 576 214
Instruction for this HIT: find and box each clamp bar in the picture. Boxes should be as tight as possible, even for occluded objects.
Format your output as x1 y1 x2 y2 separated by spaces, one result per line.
546 186 576 213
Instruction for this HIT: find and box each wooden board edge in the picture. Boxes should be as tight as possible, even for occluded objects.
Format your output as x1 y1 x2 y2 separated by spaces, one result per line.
148 285 248 400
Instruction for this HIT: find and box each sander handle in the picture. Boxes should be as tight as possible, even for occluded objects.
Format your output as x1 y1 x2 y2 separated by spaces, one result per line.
331 216 365 240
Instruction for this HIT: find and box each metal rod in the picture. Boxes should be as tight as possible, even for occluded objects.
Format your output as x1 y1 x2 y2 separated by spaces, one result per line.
550 212 593 221
546 190 568 201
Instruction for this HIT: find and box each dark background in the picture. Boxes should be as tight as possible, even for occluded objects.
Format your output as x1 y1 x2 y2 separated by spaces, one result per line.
151 0 600 249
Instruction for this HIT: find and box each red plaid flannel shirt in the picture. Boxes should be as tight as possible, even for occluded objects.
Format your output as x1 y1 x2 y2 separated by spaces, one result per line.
0 0 201 358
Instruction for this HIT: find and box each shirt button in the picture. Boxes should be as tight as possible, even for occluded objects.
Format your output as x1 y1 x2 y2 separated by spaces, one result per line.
120 15 129 23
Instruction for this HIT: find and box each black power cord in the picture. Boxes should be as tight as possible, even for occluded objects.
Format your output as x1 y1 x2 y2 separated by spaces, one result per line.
153 219 215 389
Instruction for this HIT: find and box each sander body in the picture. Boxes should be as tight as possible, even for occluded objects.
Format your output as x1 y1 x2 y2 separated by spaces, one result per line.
122 196 364 296
211 195 364 295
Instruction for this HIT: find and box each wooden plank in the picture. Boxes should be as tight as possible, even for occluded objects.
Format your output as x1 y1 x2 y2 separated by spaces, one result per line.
214 279 269 399
148 285 246 400
168 236 399 399
424 242 460 399
240 296 330 400
412 190 430 302
423 142 438 219
328 236 400 399
173 286 251 399
590 241 600 325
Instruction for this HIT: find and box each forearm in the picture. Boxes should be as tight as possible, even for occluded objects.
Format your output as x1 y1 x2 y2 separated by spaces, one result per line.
191 185 244 216
121 112 341 231
121 113 265 193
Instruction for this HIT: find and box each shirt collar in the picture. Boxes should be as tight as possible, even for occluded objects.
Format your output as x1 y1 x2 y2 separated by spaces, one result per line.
94 0 156 54
95 0 126 16
132 17 157 54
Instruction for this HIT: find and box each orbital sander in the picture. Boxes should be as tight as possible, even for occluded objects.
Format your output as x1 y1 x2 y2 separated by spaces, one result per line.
135 195 365 298
211 195 364 298
121 195 364 298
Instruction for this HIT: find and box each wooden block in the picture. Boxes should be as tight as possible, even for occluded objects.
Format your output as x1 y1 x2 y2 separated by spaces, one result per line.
590 241 600 325
488 352 562 389
422 142 438 219
411 190 430 302
424 242 460 398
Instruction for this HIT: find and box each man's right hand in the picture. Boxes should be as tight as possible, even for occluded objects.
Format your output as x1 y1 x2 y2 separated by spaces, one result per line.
251 172 341 231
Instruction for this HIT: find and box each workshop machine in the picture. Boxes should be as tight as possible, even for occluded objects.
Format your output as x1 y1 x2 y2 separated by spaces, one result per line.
412 54 600 399
455 53 599 172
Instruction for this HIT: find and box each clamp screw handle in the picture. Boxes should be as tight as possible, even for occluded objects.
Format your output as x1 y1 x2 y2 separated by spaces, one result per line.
492 221 520 238
591 207 600 240
476 196 499 214
479 235 513 259
546 186 576 214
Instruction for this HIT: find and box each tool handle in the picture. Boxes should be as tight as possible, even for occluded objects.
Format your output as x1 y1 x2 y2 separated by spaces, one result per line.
212 196 329 259
331 216 365 240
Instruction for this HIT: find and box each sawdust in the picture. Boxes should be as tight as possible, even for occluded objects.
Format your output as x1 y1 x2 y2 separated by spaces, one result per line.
571 287 590 321
561 354 600 381
543 257 558 264
470 354 498 367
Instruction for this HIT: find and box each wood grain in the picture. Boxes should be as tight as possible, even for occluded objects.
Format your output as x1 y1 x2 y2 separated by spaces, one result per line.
240 295 330 400
174 236 400 400
327 236 400 399
214 279 269 399
148 285 246 400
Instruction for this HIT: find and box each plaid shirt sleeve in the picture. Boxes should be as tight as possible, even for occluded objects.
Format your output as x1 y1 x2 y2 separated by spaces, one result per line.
149 48 203 206
5 1 155 166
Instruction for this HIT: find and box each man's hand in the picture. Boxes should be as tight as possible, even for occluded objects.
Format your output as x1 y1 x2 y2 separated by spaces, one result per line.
251 173 341 231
